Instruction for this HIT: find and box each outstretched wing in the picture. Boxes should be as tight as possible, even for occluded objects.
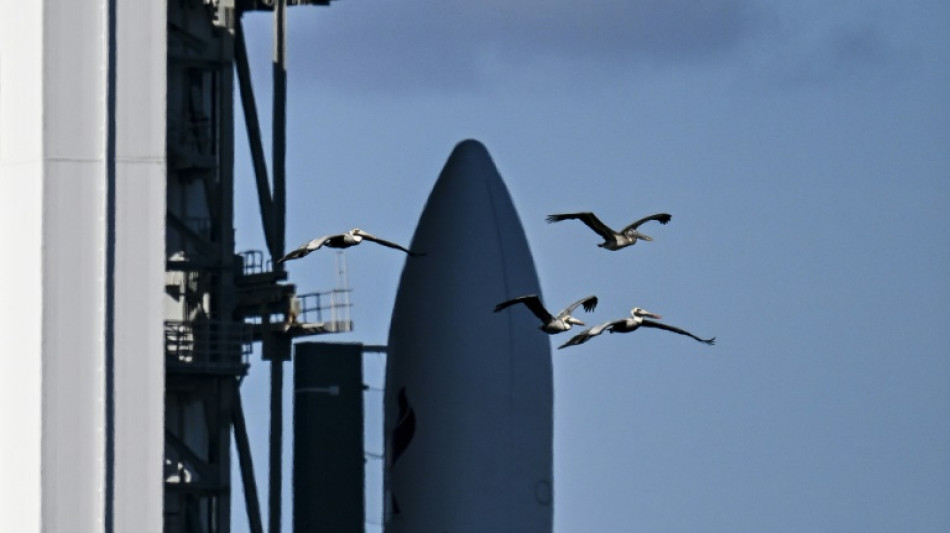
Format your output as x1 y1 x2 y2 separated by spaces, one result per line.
494 294 554 324
621 213 672 234
557 320 617 349
546 212 616 240
557 295 598 319
640 319 715 344
277 236 331 263
354 229 420 256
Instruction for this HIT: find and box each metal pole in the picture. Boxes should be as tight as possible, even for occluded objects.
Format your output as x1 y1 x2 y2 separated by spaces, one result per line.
272 0 287 261
233 382 265 533
269 1 289 531
266 319 284 533
234 18 280 261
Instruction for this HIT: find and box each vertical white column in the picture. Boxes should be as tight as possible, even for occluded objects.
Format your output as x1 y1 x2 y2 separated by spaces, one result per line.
0 2 45 531
40 0 109 530
2 0 109 530
1 0 166 530
112 1 166 531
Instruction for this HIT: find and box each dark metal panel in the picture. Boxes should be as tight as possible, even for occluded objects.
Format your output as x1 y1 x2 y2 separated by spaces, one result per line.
293 343 365 533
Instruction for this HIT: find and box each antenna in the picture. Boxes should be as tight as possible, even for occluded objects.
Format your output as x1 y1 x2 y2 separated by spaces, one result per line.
334 251 353 329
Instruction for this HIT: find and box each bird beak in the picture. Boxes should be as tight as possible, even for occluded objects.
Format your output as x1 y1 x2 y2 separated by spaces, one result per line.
568 317 585 326
639 310 662 320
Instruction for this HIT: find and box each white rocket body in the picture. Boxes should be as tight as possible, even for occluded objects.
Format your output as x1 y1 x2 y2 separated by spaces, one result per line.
385 140 553 532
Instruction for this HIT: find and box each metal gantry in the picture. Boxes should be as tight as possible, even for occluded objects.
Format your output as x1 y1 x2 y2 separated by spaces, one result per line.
163 1 346 531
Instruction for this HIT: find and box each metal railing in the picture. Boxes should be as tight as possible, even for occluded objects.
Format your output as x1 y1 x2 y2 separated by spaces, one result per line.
237 249 268 276
165 319 253 367
295 288 352 332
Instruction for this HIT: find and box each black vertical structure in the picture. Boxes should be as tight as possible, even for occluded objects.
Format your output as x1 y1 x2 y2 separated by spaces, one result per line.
104 0 118 529
269 2 289 533
163 1 345 532
164 1 241 530
271 0 287 260
293 343 366 532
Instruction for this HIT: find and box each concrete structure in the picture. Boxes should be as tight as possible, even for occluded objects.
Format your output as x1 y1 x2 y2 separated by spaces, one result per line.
385 140 554 532
0 1 166 530
1 1 346 531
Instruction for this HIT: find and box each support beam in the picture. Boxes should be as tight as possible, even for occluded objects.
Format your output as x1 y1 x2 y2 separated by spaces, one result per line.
233 382 265 533
234 17 280 261
269 1 289 530
268 357 284 533
264 311 285 533
271 0 288 263
167 210 219 258
164 430 218 481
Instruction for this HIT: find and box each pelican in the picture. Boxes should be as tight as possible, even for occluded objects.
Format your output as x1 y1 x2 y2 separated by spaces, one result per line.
546 211 672 250
558 307 715 349
494 294 598 334
277 228 421 263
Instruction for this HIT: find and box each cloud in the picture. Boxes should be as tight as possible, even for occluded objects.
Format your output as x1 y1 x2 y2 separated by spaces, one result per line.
283 0 766 94
269 1 924 96
741 3 929 89
782 24 908 85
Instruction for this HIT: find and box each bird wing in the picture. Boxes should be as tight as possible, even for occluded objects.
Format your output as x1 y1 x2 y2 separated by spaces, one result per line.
620 213 672 234
276 235 331 263
639 319 715 344
557 295 598 319
546 212 616 240
494 294 554 323
354 229 418 256
557 330 591 349
557 320 616 349
589 320 620 336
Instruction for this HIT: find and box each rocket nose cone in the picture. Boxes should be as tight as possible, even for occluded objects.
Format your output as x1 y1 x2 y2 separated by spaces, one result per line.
386 139 552 532
451 138 490 160
439 139 496 186
406 139 512 259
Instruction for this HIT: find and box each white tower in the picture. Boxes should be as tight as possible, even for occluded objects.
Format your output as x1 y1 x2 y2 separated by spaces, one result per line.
0 1 166 531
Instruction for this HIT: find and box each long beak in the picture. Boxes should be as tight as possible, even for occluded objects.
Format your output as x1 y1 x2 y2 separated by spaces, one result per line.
637 232 653 241
567 317 585 326
639 310 662 320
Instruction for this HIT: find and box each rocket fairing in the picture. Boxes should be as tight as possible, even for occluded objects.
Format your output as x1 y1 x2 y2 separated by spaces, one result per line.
385 140 553 532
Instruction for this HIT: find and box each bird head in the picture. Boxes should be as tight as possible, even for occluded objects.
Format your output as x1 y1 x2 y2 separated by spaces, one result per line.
625 229 652 241
631 307 661 320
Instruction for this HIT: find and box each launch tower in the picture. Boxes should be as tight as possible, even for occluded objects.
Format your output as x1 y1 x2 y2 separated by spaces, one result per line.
1 1 350 532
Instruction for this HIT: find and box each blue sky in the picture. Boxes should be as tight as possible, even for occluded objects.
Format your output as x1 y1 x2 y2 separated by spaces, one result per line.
231 1 950 531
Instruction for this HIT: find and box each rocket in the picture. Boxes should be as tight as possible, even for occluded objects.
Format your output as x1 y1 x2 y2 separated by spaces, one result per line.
384 140 553 532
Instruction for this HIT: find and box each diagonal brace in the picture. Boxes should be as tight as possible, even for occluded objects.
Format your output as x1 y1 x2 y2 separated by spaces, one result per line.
235 16 282 262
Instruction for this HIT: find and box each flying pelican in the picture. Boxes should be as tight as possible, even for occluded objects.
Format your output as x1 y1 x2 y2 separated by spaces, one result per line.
277 228 421 263
546 211 672 250
494 294 598 334
558 307 715 349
